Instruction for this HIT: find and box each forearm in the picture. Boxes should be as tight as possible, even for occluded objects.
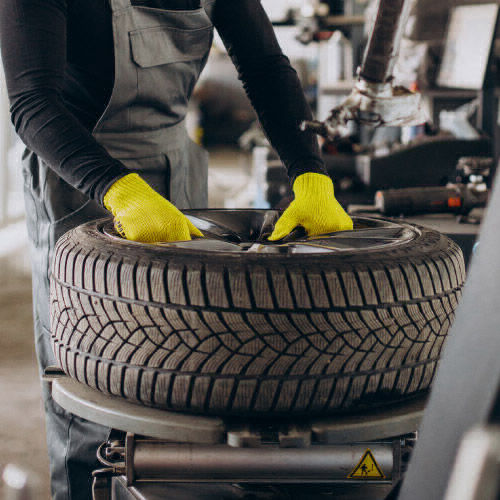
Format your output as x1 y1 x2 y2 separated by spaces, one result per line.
211 0 327 181
234 52 327 179
10 89 127 201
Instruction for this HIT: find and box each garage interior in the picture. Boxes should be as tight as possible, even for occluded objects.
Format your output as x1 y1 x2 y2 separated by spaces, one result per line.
0 0 499 499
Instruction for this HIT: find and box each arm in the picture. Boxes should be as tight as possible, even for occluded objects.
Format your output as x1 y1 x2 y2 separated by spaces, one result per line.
0 0 127 202
211 0 352 237
210 0 326 181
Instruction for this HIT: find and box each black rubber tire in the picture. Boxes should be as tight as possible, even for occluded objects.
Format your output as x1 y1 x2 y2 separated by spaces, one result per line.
50 217 465 416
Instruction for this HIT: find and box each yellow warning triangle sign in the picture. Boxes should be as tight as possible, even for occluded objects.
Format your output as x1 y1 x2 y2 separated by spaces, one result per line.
347 449 385 479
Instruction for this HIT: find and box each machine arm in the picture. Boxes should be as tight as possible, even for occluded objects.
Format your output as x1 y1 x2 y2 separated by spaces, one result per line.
302 0 425 138
361 0 414 84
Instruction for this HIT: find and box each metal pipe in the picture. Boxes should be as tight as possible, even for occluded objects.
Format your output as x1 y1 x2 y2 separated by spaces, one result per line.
130 442 394 483
359 0 416 83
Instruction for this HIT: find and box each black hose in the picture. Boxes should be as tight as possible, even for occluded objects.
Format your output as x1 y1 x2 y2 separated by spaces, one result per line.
360 0 413 83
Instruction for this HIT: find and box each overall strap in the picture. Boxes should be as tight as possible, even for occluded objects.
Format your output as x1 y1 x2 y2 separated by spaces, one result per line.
201 0 216 20
108 0 132 13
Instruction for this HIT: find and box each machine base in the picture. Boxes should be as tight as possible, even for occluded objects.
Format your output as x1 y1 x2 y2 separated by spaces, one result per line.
48 373 424 500
51 376 426 445
110 475 394 500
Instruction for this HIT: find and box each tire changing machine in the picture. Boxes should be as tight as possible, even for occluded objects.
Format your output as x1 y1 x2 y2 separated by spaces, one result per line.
48 2 430 499
46 370 425 500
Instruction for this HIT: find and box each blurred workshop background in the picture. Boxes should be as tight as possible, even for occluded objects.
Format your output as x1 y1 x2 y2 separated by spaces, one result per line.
0 0 499 496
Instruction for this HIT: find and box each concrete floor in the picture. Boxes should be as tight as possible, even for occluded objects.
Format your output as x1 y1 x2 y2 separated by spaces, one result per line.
0 249 51 498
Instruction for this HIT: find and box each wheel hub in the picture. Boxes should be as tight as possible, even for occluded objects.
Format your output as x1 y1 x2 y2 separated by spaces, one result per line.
102 209 419 254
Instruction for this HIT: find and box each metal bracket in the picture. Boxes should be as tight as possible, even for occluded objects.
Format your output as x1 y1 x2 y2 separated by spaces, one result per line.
279 425 312 448
227 427 263 448
302 0 426 139
227 424 312 449
302 79 426 139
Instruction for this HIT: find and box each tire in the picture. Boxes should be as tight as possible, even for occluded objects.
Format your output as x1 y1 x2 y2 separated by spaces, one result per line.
50 212 465 416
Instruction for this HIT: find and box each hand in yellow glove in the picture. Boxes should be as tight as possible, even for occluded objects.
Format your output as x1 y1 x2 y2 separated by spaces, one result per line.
268 172 353 241
103 173 203 243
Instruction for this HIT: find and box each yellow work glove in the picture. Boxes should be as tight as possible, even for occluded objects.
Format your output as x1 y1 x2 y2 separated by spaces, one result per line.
103 173 203 243
269 172 353 241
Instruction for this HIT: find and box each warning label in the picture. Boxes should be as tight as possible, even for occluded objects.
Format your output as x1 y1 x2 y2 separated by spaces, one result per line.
347 449 386 479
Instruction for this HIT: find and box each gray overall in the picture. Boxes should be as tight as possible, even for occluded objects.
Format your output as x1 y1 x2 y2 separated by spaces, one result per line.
22 1 214 498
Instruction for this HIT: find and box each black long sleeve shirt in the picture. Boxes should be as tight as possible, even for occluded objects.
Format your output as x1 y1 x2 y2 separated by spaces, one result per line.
0 0 326 203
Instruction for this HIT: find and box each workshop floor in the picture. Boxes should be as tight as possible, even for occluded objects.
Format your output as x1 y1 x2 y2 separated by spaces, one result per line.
0 148 247 499
0 247 50 498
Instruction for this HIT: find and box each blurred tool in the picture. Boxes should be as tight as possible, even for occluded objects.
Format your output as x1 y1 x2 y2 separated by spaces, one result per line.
374 157 492 221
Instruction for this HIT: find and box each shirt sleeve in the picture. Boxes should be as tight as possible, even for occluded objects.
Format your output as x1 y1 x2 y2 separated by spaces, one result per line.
210 0 327 181
0 0 128 203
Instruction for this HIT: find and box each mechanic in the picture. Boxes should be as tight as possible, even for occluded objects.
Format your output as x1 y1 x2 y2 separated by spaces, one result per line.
0 0 352 498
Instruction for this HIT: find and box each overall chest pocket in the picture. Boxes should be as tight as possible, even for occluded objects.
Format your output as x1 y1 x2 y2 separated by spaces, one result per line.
128 21 213 126
130 24 212 68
